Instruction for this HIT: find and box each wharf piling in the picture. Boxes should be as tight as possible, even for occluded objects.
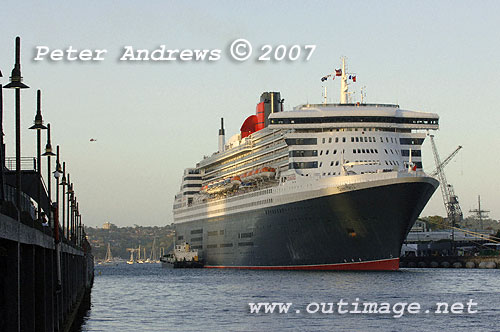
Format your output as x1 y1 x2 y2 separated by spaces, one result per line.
0 212 94 332
400 256 499 269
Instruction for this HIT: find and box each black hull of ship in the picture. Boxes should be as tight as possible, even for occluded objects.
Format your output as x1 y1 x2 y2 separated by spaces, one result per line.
174 179 437 271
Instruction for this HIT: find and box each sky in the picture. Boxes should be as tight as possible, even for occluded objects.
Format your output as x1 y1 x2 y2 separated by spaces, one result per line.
0 1 499 227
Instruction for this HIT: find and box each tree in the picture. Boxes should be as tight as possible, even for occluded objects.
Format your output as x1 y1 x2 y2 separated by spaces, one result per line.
421 215 447 231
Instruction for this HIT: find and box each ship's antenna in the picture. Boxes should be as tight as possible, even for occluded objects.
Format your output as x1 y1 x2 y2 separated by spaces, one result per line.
322 85 327 105
361 86 366 104
340 56 348 104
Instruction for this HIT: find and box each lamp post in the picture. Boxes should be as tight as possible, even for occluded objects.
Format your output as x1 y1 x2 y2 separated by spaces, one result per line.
74 199 78 245
42 123 56 227
76 207 80 246
70 193 75 243
0 68 5 203
59 162 67 238
29 90 47 222
4 36 29 216
66 176 72 240
3 36 29 332
72 197 77 244
53 146 62 239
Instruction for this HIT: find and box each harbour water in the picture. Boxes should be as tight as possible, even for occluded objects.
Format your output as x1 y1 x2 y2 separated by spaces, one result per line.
83 264 499 332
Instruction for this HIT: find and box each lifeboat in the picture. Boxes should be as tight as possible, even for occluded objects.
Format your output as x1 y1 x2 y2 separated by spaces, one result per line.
230 176 242 187
206 182 216 194
248 169 260 181
260 167 276 179
211 181 224 194
240 171 250 182
222 178 232 191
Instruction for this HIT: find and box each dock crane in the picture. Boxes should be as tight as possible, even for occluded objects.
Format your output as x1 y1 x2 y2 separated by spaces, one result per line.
428 135 463 253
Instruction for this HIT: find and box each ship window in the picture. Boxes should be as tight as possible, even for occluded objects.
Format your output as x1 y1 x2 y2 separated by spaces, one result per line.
330 161 334 166
364 137 368 142
351 137 355 142
320 151 323 155
401 149 421 157
191 229 203 234
289 150 318 157
335 161 339 166
322 138 326 144
183 176 202 181
329 138 332 143
369 137 372 142
319 162 323 167
384 149 388 154
208 231 218 236
326 150 329 155
386 137 389 142
357 149 361 153
238 242 254 247
220 243 233 248
342 137 346 142
385 161 388 165
285 138 317 145
355 137 359 142
191 237 203 242
353 149 357 154
400 138 424 145
362 149 366 153
380 137 383 142
333 149 337 154
239 232 253 239
177 235 184 240
335 137 339 143
183 183 202 188
289 162 318 169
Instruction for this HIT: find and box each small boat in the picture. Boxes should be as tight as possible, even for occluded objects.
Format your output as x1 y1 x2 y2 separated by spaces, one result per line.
100 243 119 266
160 242 204 268
230 176 242 189
260 167 276 179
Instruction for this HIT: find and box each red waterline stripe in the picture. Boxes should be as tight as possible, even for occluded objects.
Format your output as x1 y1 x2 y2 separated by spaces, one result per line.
204 258 399 271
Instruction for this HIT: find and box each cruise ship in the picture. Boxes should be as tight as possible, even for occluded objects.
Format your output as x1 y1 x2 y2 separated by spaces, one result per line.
172 59 439 270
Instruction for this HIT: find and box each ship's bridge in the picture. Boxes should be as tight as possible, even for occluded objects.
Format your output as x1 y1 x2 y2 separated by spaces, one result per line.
268 103 439 131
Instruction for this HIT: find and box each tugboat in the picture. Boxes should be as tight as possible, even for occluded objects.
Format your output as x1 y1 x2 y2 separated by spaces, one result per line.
160 243 204 268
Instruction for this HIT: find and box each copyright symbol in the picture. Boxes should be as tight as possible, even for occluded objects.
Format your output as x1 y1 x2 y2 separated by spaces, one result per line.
230 39 252 61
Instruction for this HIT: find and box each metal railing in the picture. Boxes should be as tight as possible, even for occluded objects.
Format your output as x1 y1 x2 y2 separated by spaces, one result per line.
5 157 36 171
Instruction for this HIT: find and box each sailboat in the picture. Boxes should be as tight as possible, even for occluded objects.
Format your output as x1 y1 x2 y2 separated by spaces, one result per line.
127 248 135 264
101 243 118 265
145 237 158 263
137 245 144 264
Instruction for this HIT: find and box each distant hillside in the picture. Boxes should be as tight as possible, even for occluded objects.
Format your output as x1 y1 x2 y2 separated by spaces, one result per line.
85 224 175 260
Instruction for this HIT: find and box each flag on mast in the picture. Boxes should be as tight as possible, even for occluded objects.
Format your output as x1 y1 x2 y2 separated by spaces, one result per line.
335 69 342 76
